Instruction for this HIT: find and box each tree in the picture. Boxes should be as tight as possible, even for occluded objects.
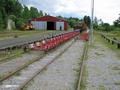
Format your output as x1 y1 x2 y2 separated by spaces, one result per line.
113 20 119 27
39 10 44 16
22 5 30 20
0 8 8 29
83 15 91 28
30 7 39 18
2 0 16 16
102 23 110 31
93 17 98 29
13 0 23 17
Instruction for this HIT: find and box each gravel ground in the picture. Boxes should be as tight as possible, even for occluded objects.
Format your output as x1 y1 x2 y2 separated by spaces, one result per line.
0 51 43 76
0 39 85 90
85 39 120 90
27 40 85 90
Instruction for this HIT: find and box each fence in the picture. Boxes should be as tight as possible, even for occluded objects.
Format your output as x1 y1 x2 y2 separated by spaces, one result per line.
101 34 120 49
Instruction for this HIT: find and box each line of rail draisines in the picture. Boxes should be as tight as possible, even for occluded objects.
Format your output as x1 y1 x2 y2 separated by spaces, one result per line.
30 31 80 51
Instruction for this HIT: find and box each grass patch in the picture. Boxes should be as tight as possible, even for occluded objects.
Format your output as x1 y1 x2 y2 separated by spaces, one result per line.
41 67 47 74
17 53 23 57
73 68 80 73
95 52 104 56
14 72 21 76
0 49 23 59
0 74 5 79
0 30 62 40
114 82 120 85
93 31 120 59
80 66 88 90
99 85 105 90
113 66 120 70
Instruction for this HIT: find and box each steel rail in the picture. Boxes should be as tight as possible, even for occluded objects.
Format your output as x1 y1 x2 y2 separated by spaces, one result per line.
77 41 88 90
0 52 46 82
17 40 75 90
0 51 24 63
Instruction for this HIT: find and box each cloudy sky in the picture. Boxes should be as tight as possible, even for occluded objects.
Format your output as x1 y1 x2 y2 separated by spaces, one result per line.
18 0 120 25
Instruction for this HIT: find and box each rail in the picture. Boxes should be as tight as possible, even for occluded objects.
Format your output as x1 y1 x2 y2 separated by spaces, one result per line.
77 41 88 90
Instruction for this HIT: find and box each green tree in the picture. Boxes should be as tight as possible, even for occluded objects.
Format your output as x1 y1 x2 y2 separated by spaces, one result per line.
102 23 110 31
0 8 8 29
93 17 98 29
30 7 39 18
39 10 44 16
13 0 23 17
83 15 91 28
22 5 30 20
2 0 15 16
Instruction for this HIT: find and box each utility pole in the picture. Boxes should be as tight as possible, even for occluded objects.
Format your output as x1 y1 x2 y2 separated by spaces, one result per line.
90 0 94 45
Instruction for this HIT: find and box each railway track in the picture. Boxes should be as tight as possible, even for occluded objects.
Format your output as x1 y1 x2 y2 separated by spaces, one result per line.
77 40 88 90
0 37 88 90
0 51 24 64
0 38 75 90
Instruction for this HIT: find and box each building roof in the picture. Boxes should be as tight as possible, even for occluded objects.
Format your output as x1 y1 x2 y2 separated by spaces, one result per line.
29 15 67 22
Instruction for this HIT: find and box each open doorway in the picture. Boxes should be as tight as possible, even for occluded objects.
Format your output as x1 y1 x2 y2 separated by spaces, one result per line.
47 22 54 30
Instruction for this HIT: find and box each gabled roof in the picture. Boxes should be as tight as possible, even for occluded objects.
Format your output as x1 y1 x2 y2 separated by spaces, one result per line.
29 15 67 22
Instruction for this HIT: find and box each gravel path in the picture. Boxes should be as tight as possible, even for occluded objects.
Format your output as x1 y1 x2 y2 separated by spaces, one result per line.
27 40 85 90
85 38 120 90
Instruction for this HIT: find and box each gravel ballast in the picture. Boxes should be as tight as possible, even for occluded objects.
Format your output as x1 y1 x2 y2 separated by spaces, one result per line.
0 51 43 76
27 40 85 90
85 38 120 90
0 39 85 90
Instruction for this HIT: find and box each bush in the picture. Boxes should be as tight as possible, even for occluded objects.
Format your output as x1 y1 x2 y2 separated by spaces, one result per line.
114 27 120 31
0 24 5 30
97 26 105 31
12 22 16 30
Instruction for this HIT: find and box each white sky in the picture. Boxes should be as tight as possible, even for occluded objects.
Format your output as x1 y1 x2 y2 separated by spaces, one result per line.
18 0 120 25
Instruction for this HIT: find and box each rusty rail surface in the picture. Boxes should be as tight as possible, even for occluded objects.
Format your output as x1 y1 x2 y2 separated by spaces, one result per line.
77 41 88 90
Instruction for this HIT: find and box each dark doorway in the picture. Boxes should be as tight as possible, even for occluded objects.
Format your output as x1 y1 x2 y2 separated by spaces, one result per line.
47 22 54 30
60 26 62 30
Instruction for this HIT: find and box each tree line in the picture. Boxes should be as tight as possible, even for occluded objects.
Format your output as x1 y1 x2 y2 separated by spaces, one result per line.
0 0 119 31
0 0 44 30
0 0 91 30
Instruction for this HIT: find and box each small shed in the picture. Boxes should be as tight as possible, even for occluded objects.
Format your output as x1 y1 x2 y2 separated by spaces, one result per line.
28 15 68 30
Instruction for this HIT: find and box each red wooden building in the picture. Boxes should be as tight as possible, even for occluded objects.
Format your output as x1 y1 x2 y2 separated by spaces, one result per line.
28 15 68 30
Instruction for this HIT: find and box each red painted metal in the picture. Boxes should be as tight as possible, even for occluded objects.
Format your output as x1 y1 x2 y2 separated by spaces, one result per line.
31 31 79 51
77 33 89 41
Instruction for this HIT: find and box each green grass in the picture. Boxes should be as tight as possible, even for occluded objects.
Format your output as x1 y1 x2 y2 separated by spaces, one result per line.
14 72 21 76
99 85 105 90
113 66 120 70
114 82 120 85
0 30 63 40
95 52 105 56
0 49 23 59
94 31 120 59
80 66 88 90
0 74 5 79
41 67 47 74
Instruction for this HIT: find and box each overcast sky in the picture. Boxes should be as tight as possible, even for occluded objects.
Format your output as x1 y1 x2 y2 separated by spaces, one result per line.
18 0 120 25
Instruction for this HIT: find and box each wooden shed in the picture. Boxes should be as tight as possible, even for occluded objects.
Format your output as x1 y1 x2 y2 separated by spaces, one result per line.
28 15 68 30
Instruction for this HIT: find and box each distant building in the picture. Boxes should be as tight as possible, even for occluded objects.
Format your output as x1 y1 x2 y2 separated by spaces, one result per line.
28 15 68 30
